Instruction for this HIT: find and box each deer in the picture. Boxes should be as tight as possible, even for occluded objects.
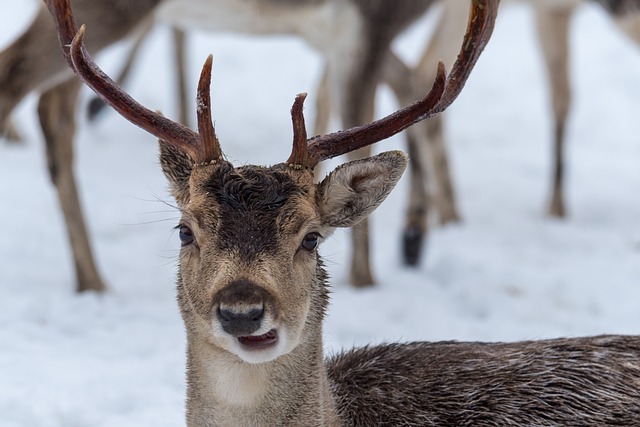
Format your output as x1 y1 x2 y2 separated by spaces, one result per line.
48 0 640 425
0 0 164 293
0 0 465 293
412 0 640 218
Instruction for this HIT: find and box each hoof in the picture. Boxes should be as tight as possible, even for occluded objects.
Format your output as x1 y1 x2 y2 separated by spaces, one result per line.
4 127 23 143
2 119 24 143
403 226 425 267
76 272 108 294
438 210 461 225
547 199 566 218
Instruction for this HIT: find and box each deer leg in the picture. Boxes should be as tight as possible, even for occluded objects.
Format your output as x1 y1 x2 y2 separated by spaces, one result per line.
329 57 377 287
88 23 191 126
310 64 332 183
347 150 374 287
414 1 468 225
313 64 332 138
346 85 378 287
38 78 107 293
614 11 640 43
535 5 574 218
0 6 70 145
333 37 389 287
172 27 190 126
87 17 156 121
403 131 431 266
381 52 432 266
425 115 459 224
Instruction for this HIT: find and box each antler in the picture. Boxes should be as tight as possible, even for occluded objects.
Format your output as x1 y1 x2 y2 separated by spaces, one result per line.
45 0 222 164
287 93 314 166
287 0 500 168
46 0 498 169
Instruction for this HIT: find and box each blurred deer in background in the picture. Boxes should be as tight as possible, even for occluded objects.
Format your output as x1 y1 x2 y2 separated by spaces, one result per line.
417 0 640 217
49 1 640 425
0 0 469 293
0 0 164 292
92 0 640 271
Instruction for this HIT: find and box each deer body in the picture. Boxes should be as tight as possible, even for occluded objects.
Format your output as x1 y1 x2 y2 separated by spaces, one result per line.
327 337 640 425
156 0 351 50
0 0 162 120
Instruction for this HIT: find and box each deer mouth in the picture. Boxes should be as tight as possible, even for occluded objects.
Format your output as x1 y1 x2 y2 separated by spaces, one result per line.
238 329 278 349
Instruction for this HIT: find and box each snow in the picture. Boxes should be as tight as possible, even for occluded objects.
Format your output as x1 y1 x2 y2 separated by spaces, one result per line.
1 1 639 425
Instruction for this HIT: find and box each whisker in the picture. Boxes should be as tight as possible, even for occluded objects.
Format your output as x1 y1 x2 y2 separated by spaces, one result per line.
119 217 180 226
128 192 179 211
135 209 181 215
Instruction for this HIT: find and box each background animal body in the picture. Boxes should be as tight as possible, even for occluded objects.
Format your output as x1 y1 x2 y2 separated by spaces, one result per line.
0 0 442 291
0 0 639 425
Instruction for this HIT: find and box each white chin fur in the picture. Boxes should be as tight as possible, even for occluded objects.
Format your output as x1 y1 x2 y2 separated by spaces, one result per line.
213 323 296 364
231 334 290 364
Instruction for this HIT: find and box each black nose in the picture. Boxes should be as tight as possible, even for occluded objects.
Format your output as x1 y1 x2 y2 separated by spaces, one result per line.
217 305 264 336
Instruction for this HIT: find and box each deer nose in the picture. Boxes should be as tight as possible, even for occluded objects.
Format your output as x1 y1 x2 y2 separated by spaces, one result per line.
214 279 274 336
217 305 264 336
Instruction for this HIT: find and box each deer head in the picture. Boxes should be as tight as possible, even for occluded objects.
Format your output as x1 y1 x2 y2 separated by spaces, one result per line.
46 0 498 364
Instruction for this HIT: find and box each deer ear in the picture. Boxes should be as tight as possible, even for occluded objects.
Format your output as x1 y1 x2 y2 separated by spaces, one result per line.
316 151 408 228
159 140 194 207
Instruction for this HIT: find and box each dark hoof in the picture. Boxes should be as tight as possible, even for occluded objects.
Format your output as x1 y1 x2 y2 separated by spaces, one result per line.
403 226 425 267
87 97 108 122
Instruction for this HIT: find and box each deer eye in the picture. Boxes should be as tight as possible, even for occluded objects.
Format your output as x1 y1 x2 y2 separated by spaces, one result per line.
178 225 195 246
300 233 320 252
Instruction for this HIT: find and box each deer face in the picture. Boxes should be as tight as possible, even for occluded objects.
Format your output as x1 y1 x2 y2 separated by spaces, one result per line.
161 144 407 364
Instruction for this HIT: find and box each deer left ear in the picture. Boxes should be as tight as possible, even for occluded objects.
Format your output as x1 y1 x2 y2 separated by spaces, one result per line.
316 150 408 228
159 140 194 207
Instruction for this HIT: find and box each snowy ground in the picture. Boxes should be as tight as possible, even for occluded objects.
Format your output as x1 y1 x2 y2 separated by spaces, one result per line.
1 1 639 425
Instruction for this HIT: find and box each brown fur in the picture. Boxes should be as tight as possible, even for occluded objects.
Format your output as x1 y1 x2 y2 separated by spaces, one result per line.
329 336 640 426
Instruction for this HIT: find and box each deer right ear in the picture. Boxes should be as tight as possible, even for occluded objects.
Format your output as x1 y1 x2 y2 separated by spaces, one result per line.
316 151 408 228
159 140 194 206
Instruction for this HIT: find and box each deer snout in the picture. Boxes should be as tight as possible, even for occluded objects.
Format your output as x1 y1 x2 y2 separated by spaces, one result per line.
217 305 264 336
214 279 274 337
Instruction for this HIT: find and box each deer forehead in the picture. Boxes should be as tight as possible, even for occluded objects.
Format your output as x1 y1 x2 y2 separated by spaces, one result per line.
185 161 318 257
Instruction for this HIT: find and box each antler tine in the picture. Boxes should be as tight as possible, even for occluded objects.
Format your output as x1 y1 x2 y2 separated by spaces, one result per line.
305 0 500 163
196 55 223 163
286 93 317 168
45 0 203 162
